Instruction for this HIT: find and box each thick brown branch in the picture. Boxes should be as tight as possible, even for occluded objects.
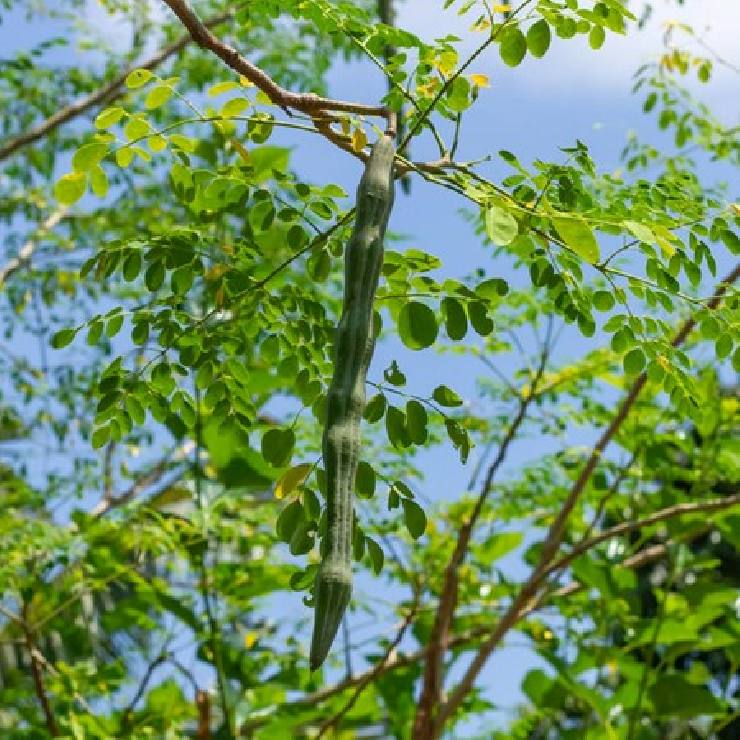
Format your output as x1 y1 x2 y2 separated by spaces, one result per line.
434 262 740 734
238 537 689 734
160 0 395 136
0 11 236 163
413 342 550 738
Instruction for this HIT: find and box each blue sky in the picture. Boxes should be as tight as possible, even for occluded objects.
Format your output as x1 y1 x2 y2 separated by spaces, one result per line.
2 0 738 732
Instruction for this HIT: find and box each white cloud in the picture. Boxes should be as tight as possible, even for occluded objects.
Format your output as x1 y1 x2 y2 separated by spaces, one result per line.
399 0 740 106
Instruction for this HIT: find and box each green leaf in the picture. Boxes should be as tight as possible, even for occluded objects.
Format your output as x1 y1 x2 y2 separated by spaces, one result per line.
477 531 523 564
446 76 471 113
405 400 428 445
433 385 463 407
221 97 250 117
363 393 387 423
51 328 77 349
276 500 305 542
366 537 384 575
552 216 600 263
145 261 165 291
95 106 125 129
125 68 154 89
592 290 615 311
54 173 87 205
715 334 732 359
171 266 194 295
467 300 494 336
385 406 410 449
499 27 527 67
89 166 109 198
398 302 438 350
261 428 296 467
445 418 471 463
116 148 134 168
355 461 376 498
123 251 142 282
384 359 406 386
526 20 551 58
648 675 724 718
623 348 646 376
72 142 108 172
208 80 240 96
91 425 110 449
124 117 150 141
105 314 123 338
145 85 173 110
475 278 509 300
588 24 606 50
485 205 518 245
402 499 427 539
290 564 318 591
442 297 468 340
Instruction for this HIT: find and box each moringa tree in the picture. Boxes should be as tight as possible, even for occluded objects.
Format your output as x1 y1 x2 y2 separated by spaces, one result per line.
0 0 738 736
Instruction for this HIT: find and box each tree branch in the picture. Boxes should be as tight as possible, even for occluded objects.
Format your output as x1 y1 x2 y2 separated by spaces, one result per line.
0 208 68 289
412 332 551 738
0 10 237 162
544 493 740 580
238 533 699 734
160 0 395 136
21 602 59 737
434 262 740 734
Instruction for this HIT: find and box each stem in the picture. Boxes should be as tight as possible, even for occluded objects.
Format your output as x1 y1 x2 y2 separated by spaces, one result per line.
193 384 232 735
22 602 59 736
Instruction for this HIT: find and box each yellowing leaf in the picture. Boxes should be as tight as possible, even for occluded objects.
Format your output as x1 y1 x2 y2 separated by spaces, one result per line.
244 632 258 649
435 49 458 76
624 220 654 245
208 80 240 97
552 215 600 264
221 97 250 117
469 73 490 88
115 148 134 168
54 172 86 205
492 3 512 12
239 75 255 88
274 463 312 499
351 127 368 154
125 68 154 89
652 224 680 257
147 135 167 152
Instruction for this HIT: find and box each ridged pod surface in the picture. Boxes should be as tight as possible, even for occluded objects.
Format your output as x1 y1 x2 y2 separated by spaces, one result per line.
310 135 396 670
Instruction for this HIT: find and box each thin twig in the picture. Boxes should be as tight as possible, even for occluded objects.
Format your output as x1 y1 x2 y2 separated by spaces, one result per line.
0 208 68 288
22 602 59 736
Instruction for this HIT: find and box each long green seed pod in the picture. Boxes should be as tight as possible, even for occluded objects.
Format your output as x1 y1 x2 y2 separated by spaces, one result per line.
310 135 396 670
